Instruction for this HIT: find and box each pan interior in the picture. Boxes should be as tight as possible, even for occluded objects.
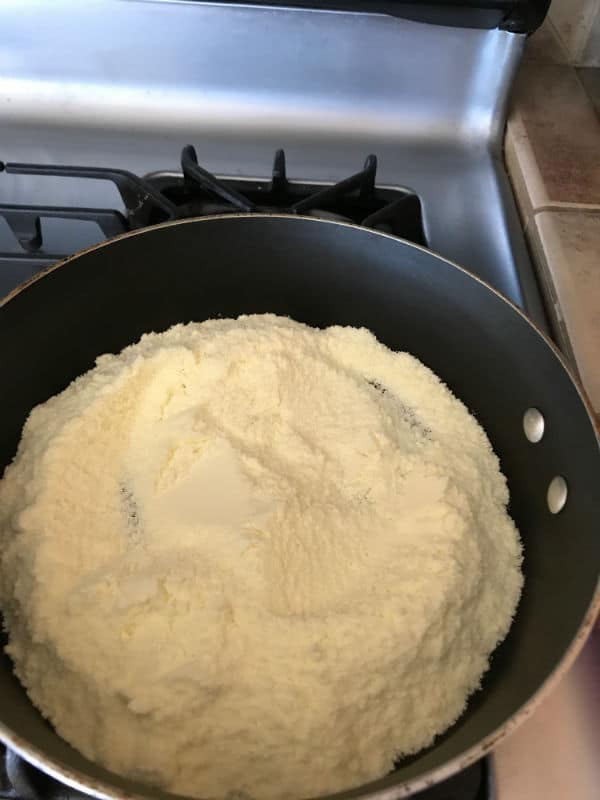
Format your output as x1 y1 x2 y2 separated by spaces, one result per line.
0 216 598 800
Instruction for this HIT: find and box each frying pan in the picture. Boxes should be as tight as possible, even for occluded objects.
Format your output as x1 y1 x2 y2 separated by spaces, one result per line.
0 214 599 800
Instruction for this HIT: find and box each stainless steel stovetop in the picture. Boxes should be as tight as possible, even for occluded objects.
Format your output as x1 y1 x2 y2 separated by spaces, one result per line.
0 2 597 800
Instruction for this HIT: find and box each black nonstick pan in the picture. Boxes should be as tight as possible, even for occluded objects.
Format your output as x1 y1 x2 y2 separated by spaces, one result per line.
0 215 598 800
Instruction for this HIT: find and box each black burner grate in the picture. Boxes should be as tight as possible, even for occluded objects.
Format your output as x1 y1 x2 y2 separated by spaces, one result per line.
0 146 426 268
0 748 88 800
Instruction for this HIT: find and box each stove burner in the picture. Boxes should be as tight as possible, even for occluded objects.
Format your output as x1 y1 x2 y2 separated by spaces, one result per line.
0 147 426 267
0 744 489 800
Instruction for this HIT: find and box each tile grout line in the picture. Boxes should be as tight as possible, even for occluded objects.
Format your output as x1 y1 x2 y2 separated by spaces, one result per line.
531 203 600 215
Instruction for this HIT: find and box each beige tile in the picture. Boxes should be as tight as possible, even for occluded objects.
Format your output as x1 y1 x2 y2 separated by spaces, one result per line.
504 126 535 226
582 7 600 66
549 0 600 64
578 67 600 116
527 209 600 414
506 61 600 210
523 17 567 64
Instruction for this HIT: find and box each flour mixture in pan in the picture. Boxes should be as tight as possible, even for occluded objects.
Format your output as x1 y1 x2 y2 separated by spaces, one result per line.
0 315 522 800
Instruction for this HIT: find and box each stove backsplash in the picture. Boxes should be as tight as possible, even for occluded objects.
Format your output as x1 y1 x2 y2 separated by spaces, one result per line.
0 2 547 326
0 1 524 184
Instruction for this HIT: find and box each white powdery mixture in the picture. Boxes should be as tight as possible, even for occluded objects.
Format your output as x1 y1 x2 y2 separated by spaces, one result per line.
0 315 522 800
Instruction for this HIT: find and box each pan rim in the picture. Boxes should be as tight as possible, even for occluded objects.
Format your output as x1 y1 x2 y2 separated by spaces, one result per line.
0 212 599 800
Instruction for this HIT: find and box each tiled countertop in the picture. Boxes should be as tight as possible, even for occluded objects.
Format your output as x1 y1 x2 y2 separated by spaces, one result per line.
497 23 600 800
504 19 600 416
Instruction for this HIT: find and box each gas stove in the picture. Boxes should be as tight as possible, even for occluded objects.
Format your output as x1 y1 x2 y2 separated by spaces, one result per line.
0 2 597 800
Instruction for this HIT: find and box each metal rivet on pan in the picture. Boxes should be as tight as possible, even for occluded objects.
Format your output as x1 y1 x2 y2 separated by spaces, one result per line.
547 476 568 514
523 408 545 443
